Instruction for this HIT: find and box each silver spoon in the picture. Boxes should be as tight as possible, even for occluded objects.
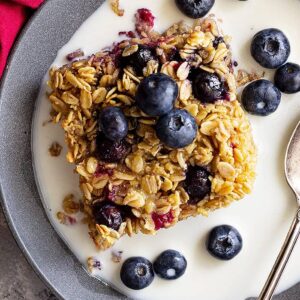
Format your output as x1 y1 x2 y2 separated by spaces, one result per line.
258 121 300 300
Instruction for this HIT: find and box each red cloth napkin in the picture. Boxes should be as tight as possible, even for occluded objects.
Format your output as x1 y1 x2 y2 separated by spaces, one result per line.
0 0 43 78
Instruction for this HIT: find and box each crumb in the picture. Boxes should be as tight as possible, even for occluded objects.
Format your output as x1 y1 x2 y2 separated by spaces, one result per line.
62 194 80 214
49 142 62 157
236 69 265 87
119 31 136 38
87 257 102 273
135 8 155 36
111 250 123 263
66 49 85 61
110 0 124 17
56 211 77 225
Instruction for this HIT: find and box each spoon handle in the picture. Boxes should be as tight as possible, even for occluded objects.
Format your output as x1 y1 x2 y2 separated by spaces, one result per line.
258 208 300 300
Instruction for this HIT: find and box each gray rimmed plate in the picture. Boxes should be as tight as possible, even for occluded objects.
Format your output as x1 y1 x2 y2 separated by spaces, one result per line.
0 0 299 299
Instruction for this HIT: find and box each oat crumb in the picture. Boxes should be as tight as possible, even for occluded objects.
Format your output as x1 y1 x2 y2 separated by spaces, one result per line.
49 142 62 157
87 257 102 273
110 0 124 17
63 194 80 214
56 211 77 225
236 69 265 87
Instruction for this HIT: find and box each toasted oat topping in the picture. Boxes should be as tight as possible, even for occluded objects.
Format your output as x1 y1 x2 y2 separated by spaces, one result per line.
110 0 124 17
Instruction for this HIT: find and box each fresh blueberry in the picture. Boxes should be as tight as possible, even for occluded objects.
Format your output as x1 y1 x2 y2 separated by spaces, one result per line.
96 133 131 163
121 45 157 75
156 109 197 148
175 0 215 19
184 166 211 204
207 225 243 260
136 73 178 117
192 70 225 103
274 62 300 94
120 257 154 290
153 250 187 280
241 79 281 116
251 28 290 69
98 107 128 141
92 201 123 231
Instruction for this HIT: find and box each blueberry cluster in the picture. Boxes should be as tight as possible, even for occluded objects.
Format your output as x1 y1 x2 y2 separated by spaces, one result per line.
120 250 187 290
120 224 243 290
242 28 300 116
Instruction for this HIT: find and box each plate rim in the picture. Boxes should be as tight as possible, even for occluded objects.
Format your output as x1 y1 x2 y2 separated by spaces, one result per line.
0 1 299 300
0 3 65 299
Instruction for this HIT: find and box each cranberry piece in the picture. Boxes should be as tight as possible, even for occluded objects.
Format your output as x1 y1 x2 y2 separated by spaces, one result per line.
152 211 174 230
135 8 155 34
184 166 211 204
94 165 114 178
96 133 131 163
92 201 123 231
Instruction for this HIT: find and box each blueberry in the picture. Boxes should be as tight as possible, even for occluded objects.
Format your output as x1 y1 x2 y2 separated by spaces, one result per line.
274 62 300 94
156 109 197 148
121 45 157 75
153 250 187 280
213 36 225 48
175 0 215 19
207 225 243 260
192 71 225 103
241 79 281 116
92 201 123 231
136 73 178 117
96 133 130 163
184 166 211 204
251 28 290 69
120 257 154 290
98 107 128 141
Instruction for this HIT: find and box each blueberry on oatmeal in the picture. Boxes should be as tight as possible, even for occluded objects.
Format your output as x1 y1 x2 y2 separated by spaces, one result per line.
207 225 243 260
120 257 154 290
156 109 197 148
274 62 300 94
92 201 123 231
184 166 211 204
136 73 178 117
251 28 290 69
99 107 128 141
121 44 157 75
96 133 130 163
241 79 281 116
175 0 215 19
192 70 225 103
153 250 187 280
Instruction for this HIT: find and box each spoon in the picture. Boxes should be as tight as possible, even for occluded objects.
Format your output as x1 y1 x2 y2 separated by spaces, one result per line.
258 121 300 300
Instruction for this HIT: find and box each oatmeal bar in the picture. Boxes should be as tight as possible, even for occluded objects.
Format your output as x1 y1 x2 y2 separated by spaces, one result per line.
48 16 256 250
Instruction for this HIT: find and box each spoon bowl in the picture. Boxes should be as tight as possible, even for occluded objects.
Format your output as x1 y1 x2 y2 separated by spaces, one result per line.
259 121 300 300
285 120 300 202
